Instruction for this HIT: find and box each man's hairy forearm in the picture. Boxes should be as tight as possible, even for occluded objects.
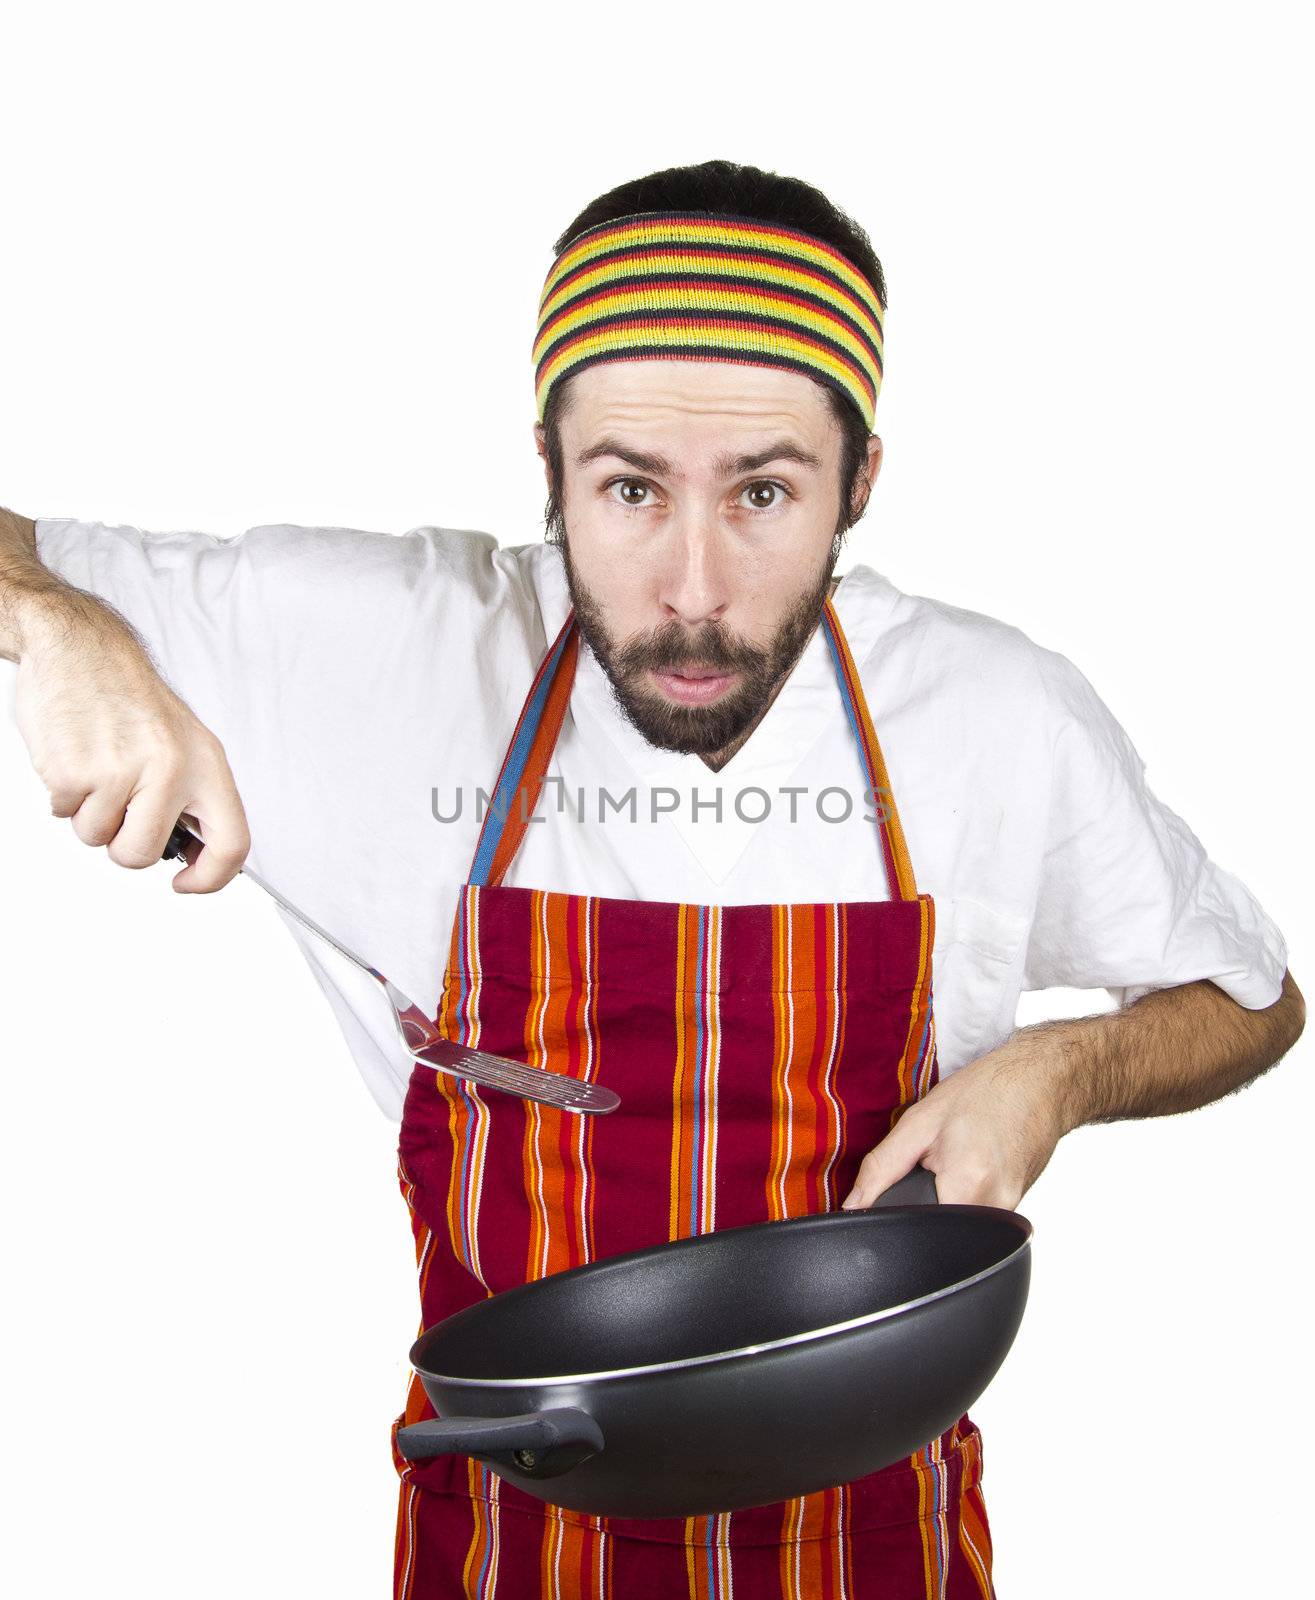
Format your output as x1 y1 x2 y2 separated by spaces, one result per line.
1 507 250 888
843 968 1306 1210
0 505 142 664
1024 969 1306 1136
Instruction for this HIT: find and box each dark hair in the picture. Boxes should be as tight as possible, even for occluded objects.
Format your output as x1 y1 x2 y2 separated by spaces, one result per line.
540 159 885 547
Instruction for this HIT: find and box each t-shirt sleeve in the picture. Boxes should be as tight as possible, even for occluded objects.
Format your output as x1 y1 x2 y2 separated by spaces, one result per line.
30 516 540 752
1021 646 1288 1010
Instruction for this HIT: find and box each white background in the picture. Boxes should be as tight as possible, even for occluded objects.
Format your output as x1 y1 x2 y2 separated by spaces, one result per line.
1 2 1311 1595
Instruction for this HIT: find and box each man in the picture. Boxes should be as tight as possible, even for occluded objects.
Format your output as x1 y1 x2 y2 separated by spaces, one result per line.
0 158 1304 1596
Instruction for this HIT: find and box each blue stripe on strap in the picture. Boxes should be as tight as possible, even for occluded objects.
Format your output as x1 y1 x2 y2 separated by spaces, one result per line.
469 626 574 887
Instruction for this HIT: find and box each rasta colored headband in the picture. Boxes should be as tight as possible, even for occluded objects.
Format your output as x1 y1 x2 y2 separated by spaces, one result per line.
533 210 884 431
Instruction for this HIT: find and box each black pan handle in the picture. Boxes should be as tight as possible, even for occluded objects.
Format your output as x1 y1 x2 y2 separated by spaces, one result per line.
396 1407 604 1468
870 1163 940 1207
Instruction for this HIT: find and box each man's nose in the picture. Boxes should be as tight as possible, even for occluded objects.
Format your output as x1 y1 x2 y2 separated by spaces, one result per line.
656 516 732 626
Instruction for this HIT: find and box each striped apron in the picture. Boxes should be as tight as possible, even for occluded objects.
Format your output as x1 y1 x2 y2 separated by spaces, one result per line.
390 598 997 1598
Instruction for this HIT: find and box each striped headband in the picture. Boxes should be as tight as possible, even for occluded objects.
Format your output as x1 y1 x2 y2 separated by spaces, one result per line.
533 209 884 430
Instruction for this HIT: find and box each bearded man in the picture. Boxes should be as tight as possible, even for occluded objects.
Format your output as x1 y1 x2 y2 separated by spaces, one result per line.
0 157 1302 1597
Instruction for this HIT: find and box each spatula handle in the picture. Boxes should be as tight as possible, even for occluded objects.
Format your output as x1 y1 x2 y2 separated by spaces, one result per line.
161 818 200 861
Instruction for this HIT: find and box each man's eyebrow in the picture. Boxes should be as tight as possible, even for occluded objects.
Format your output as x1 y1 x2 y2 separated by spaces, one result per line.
576 438 677 476
575 437 824 478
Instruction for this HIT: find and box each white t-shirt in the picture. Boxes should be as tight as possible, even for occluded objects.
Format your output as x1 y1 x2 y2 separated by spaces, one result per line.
32 517 1289 1122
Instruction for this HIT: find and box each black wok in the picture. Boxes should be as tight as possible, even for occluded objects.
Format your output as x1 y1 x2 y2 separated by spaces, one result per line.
396 1167 1033 1518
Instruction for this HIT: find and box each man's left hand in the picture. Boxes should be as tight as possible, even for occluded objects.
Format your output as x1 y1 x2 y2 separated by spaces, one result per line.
839 1032 1069 1210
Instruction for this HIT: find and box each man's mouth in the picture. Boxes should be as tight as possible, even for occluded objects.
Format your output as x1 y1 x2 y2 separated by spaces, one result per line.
649 666 738 705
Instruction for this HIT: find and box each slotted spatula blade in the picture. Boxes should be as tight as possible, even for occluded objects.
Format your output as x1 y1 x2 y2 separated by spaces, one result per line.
160 817 620 1115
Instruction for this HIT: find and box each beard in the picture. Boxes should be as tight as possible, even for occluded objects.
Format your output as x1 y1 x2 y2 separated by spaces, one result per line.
556 536 842 757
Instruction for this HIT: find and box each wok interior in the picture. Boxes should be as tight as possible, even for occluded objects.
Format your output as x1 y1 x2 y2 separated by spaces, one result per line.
418 1209 1028 1381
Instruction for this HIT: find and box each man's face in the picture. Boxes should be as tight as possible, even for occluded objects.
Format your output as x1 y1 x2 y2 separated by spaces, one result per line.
535 360 879 758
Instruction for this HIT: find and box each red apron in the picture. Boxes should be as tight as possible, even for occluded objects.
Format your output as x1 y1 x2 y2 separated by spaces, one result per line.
390 598 997 1598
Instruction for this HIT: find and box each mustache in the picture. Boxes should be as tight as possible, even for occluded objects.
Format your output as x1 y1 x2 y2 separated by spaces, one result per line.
613 621 767 677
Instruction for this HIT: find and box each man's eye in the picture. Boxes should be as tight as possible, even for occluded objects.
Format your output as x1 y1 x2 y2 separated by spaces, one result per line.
740 480 789 510
607 478 654 509
604 478 790 511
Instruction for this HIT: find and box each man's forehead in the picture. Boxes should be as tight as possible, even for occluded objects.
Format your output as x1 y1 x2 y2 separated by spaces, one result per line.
562 359 838 474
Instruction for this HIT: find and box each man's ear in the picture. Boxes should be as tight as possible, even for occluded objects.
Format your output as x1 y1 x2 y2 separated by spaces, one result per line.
535 420 561 502
849 433 883 522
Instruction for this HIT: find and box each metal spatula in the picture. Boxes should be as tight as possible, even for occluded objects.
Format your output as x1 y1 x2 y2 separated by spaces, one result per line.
160 817 620 1116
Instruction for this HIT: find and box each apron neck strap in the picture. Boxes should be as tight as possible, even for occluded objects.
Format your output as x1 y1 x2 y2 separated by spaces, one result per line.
468 596 919 901
468 614 580 890
817 595 919 901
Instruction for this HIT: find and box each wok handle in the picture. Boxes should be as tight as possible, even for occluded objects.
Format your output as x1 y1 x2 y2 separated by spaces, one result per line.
870 1163 940 1207
396 1407 604 1463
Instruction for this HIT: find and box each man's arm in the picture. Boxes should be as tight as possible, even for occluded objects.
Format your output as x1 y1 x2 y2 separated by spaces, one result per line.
1 505 249 889
1040 968 1305 1129
841 970 1306 1209
0 509 46 655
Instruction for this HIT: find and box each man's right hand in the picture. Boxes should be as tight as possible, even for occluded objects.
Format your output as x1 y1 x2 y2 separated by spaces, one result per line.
2 507 250 891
